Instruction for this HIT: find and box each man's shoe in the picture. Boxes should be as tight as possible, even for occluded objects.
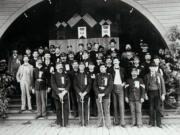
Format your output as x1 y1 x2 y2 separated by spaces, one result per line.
19 110 25 114
34 115 41 119
121 124 126 128
157 125 163 128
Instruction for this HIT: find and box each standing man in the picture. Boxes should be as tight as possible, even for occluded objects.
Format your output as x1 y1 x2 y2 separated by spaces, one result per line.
144 62 166 128
111 58 126 127
16 55 34 113
125 68 145 127
32 58 50 119
93 64 113 129
51 63 70 127
74 62 91 126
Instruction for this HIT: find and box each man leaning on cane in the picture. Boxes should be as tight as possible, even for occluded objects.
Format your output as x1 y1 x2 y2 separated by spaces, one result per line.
93 64 113 129
74 62 92 126
51 62 70 127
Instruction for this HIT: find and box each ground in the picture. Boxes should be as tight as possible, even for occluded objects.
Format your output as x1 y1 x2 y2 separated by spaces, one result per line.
0 120 180 135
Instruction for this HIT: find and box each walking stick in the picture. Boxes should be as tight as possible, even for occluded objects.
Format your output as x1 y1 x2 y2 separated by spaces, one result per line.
81 96 84 127
60 96 64 127
99 97 105 127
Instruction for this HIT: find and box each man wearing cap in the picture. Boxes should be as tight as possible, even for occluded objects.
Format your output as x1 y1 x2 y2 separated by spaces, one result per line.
8 49 22 77
144 62 166 128
51 47 61 65
111 58 126 127
74 62 92 126
32 58 50 119
68 60 79 117
16 55 34 112
93 64 113 128
90 42 100 65
60 52 71 73
75 44 84 62
51 63 70 127
125 68 145 127
106 39 119 58
87 62 97 116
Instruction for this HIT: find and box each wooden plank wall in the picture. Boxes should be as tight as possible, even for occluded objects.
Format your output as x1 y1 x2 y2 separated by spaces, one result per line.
0 0 180 37
136 0 180 30
0 0 30 30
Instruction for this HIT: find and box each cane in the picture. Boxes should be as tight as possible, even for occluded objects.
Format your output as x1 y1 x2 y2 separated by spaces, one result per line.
60 97 64 127
81 96 84 127
99 97 105 127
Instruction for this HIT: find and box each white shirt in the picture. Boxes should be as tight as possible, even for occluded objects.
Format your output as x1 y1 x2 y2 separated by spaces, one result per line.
114 69 122 85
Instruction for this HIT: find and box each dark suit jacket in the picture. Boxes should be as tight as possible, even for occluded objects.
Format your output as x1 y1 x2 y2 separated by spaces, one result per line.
144 72 166 97
51 72 71 100
73 72 92 100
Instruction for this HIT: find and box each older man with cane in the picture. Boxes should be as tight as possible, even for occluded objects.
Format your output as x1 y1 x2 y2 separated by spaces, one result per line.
93 64 113 129
74 62 91 126
51 62 70 127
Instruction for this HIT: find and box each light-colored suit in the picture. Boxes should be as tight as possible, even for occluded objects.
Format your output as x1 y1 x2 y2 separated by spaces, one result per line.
16 63 33 110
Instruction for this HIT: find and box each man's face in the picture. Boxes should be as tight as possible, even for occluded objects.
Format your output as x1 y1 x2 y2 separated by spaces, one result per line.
79 45 84 52
26 49 31 55
110 42 115 49
55 48 60 54
23 56 29 63
83 52 89 60
79 64 85 72
134 59 140 64
61 56 67 62
150 67 157 73
33 51 39 58
13 51 18 57
100 65 106 73
131 70 138 78
154 58 160 66
68 54 74 60
56 64 63 73
94 43 99 50
44 53 51 59
88 65 95 71
67 46 72 52
106 58 112 65
72 62 79 70
38 48 44 54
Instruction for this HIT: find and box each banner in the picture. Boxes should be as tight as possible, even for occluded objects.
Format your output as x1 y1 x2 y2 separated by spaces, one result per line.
102 25 111 37
78 27 87 39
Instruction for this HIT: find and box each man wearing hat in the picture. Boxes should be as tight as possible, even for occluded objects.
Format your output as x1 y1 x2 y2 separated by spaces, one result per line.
60 52 71 73
106 39 119 57
8 49 22 77
125 68 145 127
144 62 166 128
51 62 71 127
51 47 61 65
111 58 126 127
73 62 92 126
30 50 39 68
75 44 84 62
93 64 113 128
32 58 50 119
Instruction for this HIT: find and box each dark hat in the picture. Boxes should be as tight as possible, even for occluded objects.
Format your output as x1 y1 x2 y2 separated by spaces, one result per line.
110 39 116 44
60 52 67 57
149 62 157 67
88 61 94 65
79 62 85 66
153 55 160 60
39 46 43 49
99 63 106 67
131 67 138 72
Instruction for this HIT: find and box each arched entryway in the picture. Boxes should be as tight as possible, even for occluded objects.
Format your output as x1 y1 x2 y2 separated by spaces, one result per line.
0 0 168 47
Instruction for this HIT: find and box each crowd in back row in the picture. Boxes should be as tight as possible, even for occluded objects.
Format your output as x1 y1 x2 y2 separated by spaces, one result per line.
6 39 180 128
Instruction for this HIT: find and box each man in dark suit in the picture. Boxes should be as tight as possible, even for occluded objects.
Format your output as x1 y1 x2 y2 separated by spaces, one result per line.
144 62 166 128
32 58 50 119
51 62 71 127
111 58 126 127
93 64 113 129
73 62 92 126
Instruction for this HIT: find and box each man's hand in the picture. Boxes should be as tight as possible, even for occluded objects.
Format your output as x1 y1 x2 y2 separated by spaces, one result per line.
32 89 35 94
98 94 105 102
145 93 148 100
47 87 51 93
161 94 165 101
140 98 144 103
125 97 129 103
82 91 87 97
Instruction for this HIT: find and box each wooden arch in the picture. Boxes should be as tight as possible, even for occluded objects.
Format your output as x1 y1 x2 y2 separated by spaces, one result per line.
0 0 170 48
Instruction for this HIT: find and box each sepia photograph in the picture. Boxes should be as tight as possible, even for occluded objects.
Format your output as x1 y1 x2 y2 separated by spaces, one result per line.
0 0 180 135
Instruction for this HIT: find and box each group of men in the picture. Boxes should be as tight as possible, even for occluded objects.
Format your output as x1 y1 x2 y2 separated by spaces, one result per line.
7 39 167 129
